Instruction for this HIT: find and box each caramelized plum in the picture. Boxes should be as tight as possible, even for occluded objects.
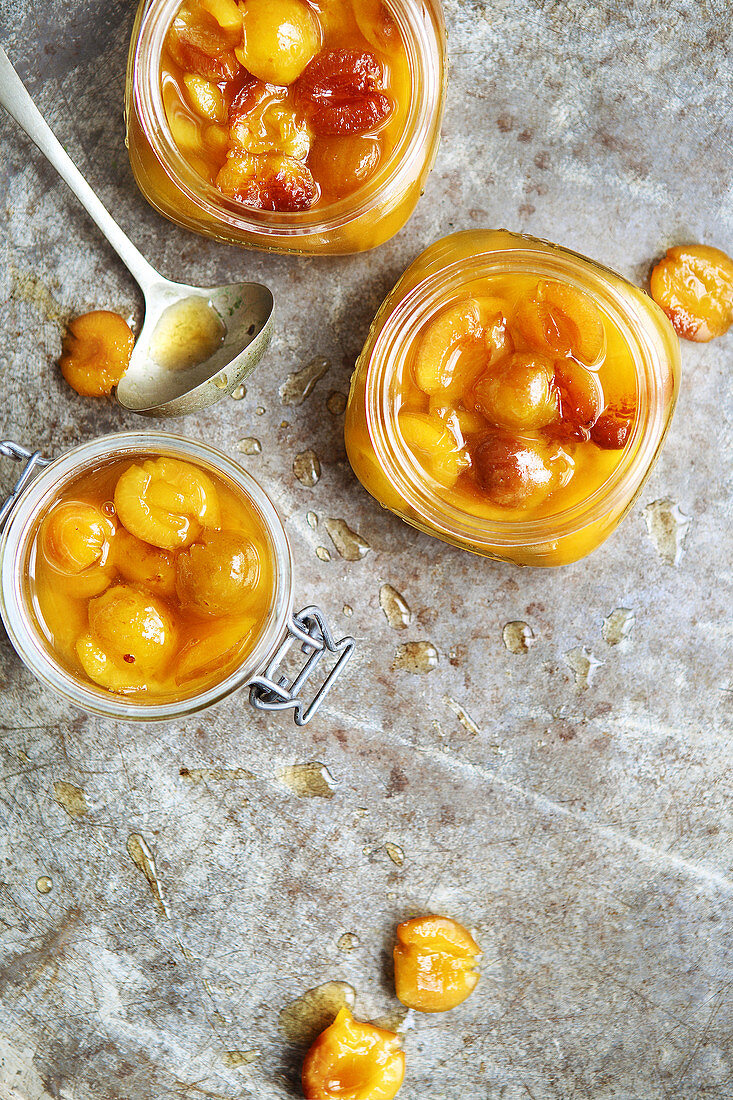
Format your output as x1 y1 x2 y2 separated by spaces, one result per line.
471 431 557 508
216 152 317 210
302 1007 405 1100
229 95 312 163
167 8 239 82
59 311 135 397
394 915 481 1012
650 244 733 342
308 135 381 200
295 49 391 135
590 403 636 449
176 531 262 616
554 358 603 434
473 352 558 431
237 0 320 85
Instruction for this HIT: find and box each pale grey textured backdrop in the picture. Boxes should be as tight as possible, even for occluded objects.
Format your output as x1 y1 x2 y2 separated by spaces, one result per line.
1 1 732 1097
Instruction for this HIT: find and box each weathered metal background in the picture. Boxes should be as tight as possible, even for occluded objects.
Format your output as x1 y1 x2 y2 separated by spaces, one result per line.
1 0 732 1096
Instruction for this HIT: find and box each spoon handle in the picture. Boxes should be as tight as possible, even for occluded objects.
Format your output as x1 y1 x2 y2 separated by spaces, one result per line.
0 47 159 294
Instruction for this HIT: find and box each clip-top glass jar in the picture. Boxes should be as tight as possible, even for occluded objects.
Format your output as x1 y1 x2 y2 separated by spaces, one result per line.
345 230 681 566
0 433 353 722
125 0 446 254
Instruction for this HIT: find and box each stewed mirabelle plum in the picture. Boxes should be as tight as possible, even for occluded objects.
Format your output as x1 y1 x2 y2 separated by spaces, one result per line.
650 243 733 342
40 502 115 598
28 453 275 700
176 530 264 615
159 0 411 213
301 1007 405 1100
59 311 135 397
393 915 481 1013
114 456 221 550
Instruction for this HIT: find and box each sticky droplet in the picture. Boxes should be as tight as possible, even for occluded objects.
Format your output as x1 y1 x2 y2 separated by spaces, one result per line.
443 695 480 735
36 876 53 894
293 450 321 487
393 641 439 674
256 405 265 416
279 981 356 1044
316 546 331 562
222 1050 260 1067
126 833 171 918
564 646 602 688
179 766 255 784
324 518 371 561
307 511 319 529
643 498 691 566
326 391 347 415
370 1006 411 1033
279 762 337 799
10 263 66 325
385 842 404 867
343 604 353 617
230 384 246 401
213 373 229 390
280 356 330 406
602 608 636 646
236 437 262 455
337 932 360 951
502 621 535 654
52 780 87 818
379 584 411 629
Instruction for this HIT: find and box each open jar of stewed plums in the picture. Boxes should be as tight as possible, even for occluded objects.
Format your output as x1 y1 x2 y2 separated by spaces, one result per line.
125 0 445 254
345 230 681 566
0 434 353 721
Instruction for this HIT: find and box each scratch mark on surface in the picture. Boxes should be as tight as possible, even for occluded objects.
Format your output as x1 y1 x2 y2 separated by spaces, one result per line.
126 834 171 919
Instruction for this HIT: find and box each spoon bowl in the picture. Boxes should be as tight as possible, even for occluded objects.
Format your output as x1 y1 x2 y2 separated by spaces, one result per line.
0 47 274 417
116 278 273 416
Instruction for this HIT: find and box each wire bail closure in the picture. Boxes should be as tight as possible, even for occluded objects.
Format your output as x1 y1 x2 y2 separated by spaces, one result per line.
249 606 355 726
0 442 49 529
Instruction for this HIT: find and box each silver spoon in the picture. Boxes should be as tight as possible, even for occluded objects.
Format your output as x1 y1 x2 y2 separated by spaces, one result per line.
0 47 274 417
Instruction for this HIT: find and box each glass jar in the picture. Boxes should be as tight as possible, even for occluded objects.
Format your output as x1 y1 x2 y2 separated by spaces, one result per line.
0 433 353 722
124 0 446 255
344 230 681 566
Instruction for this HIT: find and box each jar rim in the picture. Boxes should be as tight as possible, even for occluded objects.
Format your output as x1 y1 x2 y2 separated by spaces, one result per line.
363 231 679 547
0 431 294 721
132 0 445 238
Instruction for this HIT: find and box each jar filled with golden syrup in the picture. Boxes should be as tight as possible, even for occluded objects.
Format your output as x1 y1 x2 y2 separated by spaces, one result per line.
125 0 446 254
345 230 681 566
0 434 353 721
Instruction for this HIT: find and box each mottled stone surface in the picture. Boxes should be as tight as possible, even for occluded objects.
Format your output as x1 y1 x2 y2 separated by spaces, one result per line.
1 1 732 1097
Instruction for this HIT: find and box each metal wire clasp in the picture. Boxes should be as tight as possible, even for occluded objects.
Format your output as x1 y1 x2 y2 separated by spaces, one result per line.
0 442 49 528
249 606 355 726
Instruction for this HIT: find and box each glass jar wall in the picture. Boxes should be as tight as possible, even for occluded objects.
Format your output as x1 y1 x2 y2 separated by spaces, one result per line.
344 230 681 566
125 0 446 254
